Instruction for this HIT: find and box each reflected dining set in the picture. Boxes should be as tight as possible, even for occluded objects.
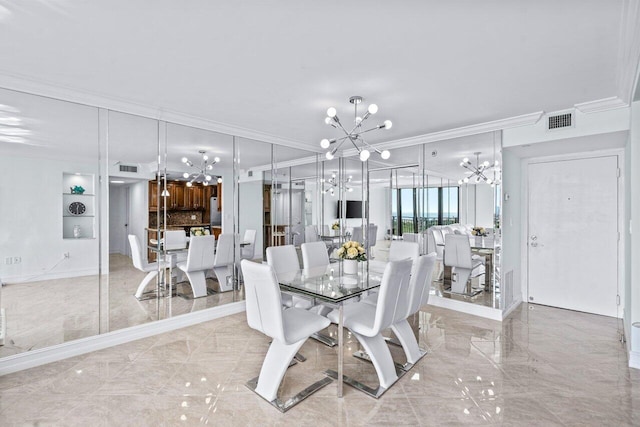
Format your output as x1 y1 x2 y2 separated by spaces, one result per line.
129 228 257 300
427 223 496 296
240 240 437 412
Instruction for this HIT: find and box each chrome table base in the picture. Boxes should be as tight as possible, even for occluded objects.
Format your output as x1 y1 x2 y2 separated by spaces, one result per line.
324 365 406 399
245 376 332 413
310 331 337 347
352 348 428 372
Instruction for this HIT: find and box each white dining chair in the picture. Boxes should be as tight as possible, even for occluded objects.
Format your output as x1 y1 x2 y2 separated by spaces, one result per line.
163 230 188 279
327 258 413 398
240 229 257 260
304 225 320 243
388 240 420 262
241 260 331 412
363 240 420 302
389 253 437 369
129 234 170 299
367 224 378 256
351 226 363 244
430 226 445 280
212 233 235 292
163 229 188 250
266 245 311 309
444 233 484 295
177 235 216 298
301 241 329 269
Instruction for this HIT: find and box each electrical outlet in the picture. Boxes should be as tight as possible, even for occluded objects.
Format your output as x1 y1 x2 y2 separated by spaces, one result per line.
4 257 12 265
13 257 21 264
191 215 196 220
64 252 70 259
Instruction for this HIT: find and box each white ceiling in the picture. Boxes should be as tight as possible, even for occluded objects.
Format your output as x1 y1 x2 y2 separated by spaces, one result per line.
0 0 633 153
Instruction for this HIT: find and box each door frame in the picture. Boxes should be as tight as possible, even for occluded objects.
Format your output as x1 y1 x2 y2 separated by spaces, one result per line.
520 148 625 317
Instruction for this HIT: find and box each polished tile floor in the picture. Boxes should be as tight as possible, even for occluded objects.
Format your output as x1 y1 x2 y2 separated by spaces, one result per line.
1 302 638 426
0 254 242 358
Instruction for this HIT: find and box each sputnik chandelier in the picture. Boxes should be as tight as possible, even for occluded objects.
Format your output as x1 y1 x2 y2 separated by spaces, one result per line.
320 96 392 162
322 171 354 196
458 152 500 186
181 150 222 186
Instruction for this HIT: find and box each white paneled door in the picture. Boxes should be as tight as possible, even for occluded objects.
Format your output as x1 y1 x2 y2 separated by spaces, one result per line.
527 155 619 317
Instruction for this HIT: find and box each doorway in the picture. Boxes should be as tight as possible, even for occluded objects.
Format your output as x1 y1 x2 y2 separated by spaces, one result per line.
527 154 620 317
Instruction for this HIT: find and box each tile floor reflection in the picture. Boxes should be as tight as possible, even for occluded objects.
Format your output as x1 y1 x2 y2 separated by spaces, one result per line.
1 303 638 426
0 254 243 358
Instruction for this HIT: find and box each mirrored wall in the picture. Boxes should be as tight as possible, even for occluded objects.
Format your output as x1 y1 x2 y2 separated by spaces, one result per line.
0 86 507 363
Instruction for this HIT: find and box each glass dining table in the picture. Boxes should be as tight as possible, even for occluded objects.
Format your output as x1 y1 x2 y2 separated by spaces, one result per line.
277 261 383 398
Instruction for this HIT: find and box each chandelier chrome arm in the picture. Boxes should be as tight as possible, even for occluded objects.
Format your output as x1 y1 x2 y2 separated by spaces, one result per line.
321 96 392 161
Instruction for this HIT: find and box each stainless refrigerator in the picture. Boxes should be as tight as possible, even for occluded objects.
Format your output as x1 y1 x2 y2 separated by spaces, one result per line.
210 196 221 225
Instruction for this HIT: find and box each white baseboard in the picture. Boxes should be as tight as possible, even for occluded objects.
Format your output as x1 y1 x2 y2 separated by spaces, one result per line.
428 295 504 321
2 268 99 284
0 301 245 376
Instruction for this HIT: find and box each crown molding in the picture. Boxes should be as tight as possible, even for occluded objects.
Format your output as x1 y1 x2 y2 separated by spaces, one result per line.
574 97 629 113
340 111 544 157
0 72 320 153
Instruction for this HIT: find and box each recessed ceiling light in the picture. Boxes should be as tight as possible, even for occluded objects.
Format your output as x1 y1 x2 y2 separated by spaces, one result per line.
110 180 125 184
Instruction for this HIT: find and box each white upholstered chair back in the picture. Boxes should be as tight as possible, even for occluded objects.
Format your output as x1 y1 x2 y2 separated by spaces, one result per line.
444 234 473 269
241 260 285 342
185 235 216 271
388 241 420 262
301 241 330 269
164 230 188 250
266 244 300 276
374 259 413 332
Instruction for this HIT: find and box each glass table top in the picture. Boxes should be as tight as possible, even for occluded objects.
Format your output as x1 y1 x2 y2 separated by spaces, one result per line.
277 261 383 303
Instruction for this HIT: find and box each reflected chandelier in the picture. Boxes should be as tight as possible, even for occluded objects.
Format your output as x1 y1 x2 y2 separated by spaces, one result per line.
181 150 222 186
320 96 392 162
322 171 354 196
458 152 499 186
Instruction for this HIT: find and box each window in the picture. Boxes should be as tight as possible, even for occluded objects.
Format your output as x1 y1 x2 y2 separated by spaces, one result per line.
392 186 459 235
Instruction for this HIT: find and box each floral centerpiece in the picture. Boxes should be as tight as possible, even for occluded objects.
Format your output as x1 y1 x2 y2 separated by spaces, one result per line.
337 240 367 261
190 227 210 236
331 221 340 231
471 226 487 237
337 240 366 274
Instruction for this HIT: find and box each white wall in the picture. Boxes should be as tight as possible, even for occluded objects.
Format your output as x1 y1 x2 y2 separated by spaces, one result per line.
503 107 629 147
127 181 148 262
109 185 127 254
369 186 390 240
0 156 100 282
501 149 523 308
238 181 263 260
628 101 640 366
475 184 495 228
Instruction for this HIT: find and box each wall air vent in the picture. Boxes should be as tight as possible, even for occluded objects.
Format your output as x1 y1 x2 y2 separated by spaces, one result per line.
119 164 138 173
547 112 574 131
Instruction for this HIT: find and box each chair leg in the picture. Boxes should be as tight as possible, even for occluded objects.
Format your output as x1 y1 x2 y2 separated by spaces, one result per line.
450 267 471 294
183 270 208 298
214 265 234 292
135 271 158 299
254 338 306 402
352 332 398 389
391 320 427 367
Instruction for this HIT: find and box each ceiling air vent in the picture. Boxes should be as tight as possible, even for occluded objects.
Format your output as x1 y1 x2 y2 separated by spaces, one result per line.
119 164 138 173
547 112 574 131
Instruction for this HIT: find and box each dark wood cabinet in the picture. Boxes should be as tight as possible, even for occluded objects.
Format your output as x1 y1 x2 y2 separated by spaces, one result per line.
169 184 184 209
185 185 204 209
149 181 159 211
